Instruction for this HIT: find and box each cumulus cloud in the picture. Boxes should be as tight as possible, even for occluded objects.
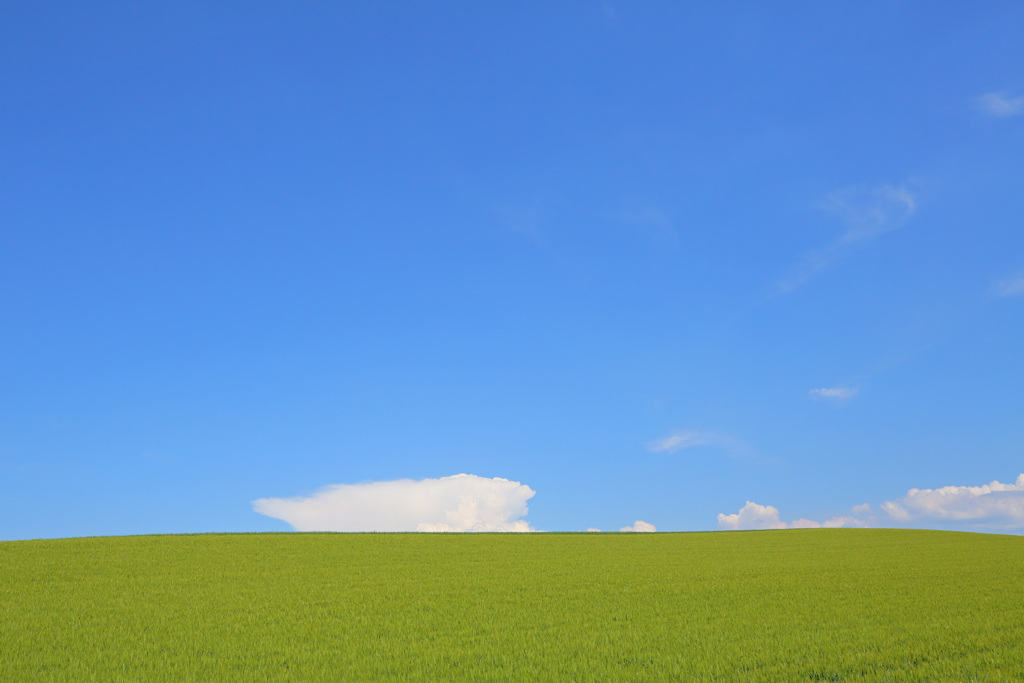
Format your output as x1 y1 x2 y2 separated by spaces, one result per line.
820 516 868 528
780 184 917 292
977 92 1024 118
881 474 1024 529
721 474 1024 533
718 501 788 530
717 501 866 530
620 520 657 532
809 386 859 401
586 527 602 532
252 473 536 532
995 273 1024 297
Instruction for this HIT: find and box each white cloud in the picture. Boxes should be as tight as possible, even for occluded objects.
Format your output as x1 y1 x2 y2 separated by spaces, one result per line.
822 515 867 528
620 520 657 532
852 503 872 515
720 474 1024 533
995 273 1024 297
787 518 823 529
718 501 788 530
586 527 602 532
718 501 867 530
977 92 1024 118
780 184 917 292
881 474 1024 529
252 473 536 532
809 386 859 401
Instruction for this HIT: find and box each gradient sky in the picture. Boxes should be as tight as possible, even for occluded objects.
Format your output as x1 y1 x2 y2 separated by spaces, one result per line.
2 2 1023 540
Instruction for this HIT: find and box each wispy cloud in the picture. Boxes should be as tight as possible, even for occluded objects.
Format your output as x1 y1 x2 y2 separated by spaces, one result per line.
647 430 750 457
779 184 917 293
648 430 718 453
717 501 865 530
605 206 677 247
620 520 657 532
600 1 618 24
994 273 1024 298
253 473 536 532
881 474 1024 529
977 92 1024 118
809 386 859 401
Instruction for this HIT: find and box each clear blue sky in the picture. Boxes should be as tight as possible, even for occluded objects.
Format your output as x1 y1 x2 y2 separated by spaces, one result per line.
2 2 1022 540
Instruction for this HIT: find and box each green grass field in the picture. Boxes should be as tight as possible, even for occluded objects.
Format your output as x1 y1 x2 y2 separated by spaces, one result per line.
2 529 1023 681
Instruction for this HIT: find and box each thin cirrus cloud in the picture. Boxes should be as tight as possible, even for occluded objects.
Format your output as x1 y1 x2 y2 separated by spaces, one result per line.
976 92 1024 118
779 184 917 293
604 206 677 248
809 386 859 401
252 473 536 532
647 430 750 457
648 430 718 453
994 273 1024 298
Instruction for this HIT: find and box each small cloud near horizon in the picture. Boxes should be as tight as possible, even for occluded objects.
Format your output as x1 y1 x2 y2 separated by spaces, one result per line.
620 520 657 532
852 503 872 515
253 473 536 532
881 474 1024 529
718 472 1024 532
977 92 1024 118
717 501 865 530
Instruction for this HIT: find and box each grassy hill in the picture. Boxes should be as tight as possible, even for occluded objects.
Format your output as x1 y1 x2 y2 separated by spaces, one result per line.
2 529 1023 681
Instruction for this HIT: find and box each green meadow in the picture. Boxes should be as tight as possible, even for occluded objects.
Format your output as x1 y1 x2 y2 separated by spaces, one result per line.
2 530 1023 681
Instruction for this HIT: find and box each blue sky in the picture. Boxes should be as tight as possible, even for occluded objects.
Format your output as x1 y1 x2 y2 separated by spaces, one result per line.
2 2 1022 539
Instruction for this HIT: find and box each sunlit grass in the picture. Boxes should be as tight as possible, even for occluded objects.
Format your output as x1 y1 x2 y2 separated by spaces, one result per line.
2 530 1023 680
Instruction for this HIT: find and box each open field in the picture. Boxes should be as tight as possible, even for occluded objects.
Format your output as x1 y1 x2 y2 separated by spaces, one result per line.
2 530 1023 681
